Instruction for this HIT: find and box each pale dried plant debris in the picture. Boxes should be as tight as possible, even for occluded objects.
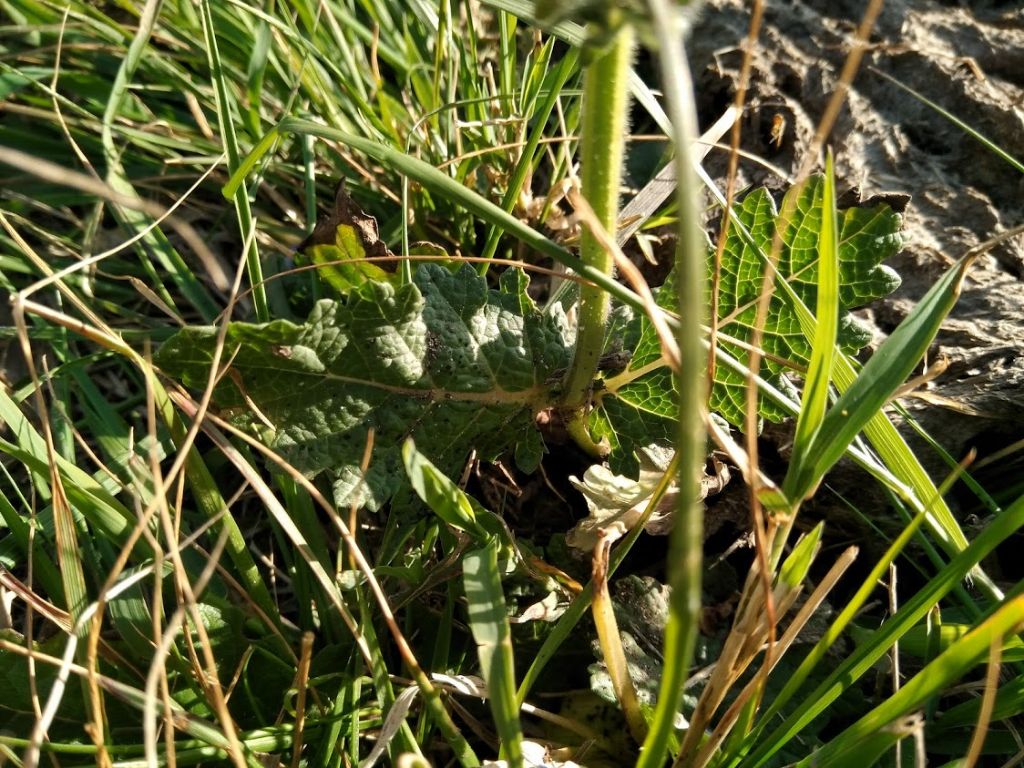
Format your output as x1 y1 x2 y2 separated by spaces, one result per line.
482 739 585 768
566 445 731 551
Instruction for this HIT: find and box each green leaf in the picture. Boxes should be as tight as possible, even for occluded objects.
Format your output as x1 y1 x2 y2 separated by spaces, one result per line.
299 181 402 295
710 175 902 426
588 284 676 476
592 174 903 472
156 264 571 510
305 226 397 295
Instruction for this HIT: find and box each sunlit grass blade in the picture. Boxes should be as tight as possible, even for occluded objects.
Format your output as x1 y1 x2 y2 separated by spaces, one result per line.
871 67 1024 175
784 251 979 503
785 154 839 496
800 594 1024 767
463 541 524 768
738 490 1024 768
403 440 523 766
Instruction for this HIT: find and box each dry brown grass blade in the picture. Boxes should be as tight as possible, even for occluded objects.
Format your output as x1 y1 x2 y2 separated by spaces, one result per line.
0 145 231 291
614 105 740 248
692 546 859 768
290 632 316 768
168 391 473 751
591 532 647 745
963 636 1003 768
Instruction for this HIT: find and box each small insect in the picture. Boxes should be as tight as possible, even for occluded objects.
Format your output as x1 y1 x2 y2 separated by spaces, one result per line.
769 113 786 149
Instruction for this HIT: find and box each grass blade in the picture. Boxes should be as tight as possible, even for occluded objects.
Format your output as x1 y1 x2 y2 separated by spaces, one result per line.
784 154 839 494
99 0 219 321
800 594 1024 767
404 440 522 765
636 1 708 765
740 490 1024 768
198 0 269 321
871 67 1024 175
784 252 979 502
463 541 524 768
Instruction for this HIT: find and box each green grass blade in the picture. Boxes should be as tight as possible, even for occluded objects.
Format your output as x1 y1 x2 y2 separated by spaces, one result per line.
785 155 839 494
198 0 269 322
497 9 517 110
478 46 580 269
723 509 928 768
777 521 823 589
933 669 1024 728
740 490 1024 768
0 389 138 546
871 67 1024 175
403 440 522 763
244 3 273 136
153 386 282 634
800 594 1024 767
784 252 978 503
99 0 219 321
359 592 420 759
463 541 524 767
636 1 707 765
482 0 671 133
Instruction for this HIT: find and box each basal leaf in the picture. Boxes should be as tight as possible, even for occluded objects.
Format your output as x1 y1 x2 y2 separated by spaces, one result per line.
593 174 903 473
156 264 571 510
710 175 902 425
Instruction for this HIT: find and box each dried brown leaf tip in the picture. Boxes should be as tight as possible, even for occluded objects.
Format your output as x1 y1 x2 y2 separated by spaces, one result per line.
298 179 394 266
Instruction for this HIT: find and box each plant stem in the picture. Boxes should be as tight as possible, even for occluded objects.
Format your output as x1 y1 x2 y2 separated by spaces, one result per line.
560 23 635 430
637 1 708 766
592 536 649 744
